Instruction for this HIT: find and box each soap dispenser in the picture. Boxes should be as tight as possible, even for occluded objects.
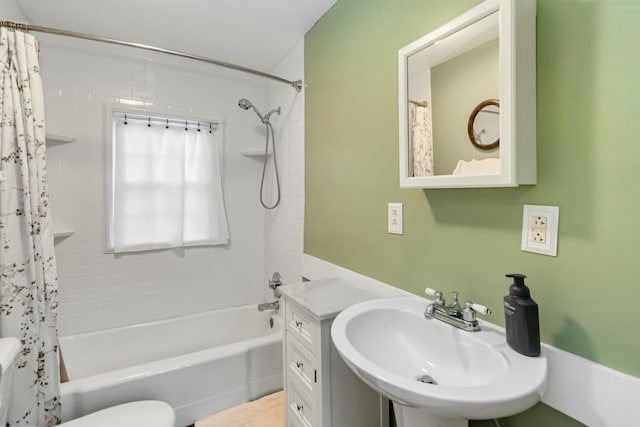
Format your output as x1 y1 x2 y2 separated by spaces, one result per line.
504 273 540 357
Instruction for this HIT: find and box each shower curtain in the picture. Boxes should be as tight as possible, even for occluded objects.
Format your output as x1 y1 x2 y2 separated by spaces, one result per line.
0 27 61 426
410 103 434 176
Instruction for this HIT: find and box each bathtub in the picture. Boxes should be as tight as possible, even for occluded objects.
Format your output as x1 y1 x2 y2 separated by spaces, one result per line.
59 304 283 427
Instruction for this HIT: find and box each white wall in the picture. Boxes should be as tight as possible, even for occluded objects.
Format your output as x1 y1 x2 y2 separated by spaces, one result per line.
0 0 27 21
264 38 305 290
40 36 272 335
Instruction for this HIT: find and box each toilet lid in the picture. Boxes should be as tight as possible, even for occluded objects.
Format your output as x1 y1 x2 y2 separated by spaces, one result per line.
60 400 175 427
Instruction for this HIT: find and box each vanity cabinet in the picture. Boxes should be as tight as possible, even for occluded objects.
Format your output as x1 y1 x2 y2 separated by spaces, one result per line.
280 278 393 427
283 301 323 426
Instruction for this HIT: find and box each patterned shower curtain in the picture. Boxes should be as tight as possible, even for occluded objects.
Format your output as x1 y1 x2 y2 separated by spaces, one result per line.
410 103 434 176
0 26 61 426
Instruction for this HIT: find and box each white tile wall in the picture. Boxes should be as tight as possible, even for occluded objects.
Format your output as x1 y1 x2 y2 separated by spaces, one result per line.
264 39 306 290
39 35 280 335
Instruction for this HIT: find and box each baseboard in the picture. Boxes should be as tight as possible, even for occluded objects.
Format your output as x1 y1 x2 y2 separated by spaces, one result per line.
302 254 640 427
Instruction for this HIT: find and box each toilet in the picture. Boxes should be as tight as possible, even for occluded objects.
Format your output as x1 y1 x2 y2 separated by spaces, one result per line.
0 337 175 427
59 400 175 427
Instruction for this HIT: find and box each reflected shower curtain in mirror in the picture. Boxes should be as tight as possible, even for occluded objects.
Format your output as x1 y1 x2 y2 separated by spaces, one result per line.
410 103 434 176
0 27 61 426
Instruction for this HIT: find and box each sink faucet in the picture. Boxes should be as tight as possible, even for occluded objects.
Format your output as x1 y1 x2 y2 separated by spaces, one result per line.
447 291 463 316
424 288 491 332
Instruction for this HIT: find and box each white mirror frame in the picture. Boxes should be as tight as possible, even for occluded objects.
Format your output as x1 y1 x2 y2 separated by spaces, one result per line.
398 0 537 189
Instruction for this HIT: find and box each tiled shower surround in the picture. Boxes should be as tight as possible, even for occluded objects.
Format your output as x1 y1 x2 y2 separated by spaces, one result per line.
41 36 305 336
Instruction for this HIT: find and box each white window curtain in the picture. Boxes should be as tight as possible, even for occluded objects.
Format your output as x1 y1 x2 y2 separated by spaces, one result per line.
111 116 229 253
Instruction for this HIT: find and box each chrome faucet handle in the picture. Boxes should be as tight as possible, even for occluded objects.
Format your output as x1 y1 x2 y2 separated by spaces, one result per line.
269 272 283 298
269 272 282 289
462 302 476 321
469 302 491 315
424 287 445 306
462 301 491 322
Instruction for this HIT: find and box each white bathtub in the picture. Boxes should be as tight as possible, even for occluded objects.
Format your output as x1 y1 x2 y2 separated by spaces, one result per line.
59 304 283 427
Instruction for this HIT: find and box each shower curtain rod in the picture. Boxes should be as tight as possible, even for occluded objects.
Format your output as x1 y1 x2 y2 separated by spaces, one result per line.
1 20 303 92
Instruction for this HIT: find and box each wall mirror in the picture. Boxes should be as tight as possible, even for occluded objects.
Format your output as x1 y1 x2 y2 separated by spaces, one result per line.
398 0 537 189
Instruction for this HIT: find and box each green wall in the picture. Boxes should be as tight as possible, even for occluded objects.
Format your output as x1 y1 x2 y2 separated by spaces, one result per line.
305 0 640 425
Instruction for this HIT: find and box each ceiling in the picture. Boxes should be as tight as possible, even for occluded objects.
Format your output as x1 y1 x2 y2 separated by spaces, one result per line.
17 0 336 72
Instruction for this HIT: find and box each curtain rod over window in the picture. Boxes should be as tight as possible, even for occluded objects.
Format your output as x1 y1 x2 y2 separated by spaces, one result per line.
0 20 303 92
112 111 221 130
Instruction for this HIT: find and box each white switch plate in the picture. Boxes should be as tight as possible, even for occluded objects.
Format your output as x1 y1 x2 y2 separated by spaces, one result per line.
521 204 559 256
388 203 403 234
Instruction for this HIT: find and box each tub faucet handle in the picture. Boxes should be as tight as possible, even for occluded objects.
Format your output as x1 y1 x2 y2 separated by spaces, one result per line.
269 272 282 289
269 272 282 298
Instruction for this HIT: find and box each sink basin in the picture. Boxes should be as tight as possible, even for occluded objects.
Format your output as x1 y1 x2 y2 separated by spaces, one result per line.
331 297 547 425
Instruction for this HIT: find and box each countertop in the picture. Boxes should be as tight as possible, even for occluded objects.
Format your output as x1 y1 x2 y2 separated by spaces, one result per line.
279 277 408 320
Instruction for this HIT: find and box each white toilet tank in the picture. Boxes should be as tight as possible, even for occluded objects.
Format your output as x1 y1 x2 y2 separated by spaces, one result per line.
0 337 21 426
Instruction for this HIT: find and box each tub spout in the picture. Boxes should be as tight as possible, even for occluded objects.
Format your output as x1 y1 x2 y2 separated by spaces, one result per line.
258 301 280 312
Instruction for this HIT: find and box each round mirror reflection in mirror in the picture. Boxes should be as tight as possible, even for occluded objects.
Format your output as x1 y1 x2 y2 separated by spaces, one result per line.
467 99 500 150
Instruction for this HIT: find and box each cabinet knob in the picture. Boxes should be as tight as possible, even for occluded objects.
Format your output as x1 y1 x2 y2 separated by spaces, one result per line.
296 361 303 369
295 320 303 328
296 403 304 412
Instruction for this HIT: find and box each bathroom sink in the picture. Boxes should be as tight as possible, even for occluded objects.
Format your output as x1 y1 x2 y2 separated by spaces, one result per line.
331 297 547 424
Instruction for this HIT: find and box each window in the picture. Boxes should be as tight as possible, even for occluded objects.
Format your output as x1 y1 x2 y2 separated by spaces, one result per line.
108 112 229 253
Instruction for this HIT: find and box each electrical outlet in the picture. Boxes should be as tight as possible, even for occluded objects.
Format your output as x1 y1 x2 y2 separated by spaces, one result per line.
530 215 547 243
522 205 559 256
388 203 403 234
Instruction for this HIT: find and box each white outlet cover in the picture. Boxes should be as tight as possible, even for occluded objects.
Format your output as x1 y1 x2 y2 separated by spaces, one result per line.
522 204 559 256
388 203 403 234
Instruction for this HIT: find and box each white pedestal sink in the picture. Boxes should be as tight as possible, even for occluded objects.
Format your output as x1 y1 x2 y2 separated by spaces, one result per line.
331 297 547 427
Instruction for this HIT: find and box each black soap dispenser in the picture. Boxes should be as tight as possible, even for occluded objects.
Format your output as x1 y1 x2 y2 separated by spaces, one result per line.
504 273 540 357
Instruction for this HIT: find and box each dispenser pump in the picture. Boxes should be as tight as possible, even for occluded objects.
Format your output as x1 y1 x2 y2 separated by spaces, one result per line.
506 273 530 297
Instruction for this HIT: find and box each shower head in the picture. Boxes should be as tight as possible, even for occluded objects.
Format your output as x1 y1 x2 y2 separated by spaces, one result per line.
238 98 264 121
238 98 252 110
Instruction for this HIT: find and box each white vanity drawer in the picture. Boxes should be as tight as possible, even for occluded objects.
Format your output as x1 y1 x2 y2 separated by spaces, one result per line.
286 332 318 394
287 408 308 427
287 379 316 427
286 302 319 352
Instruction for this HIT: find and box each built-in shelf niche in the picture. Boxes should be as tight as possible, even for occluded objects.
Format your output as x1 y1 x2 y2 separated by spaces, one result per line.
46 132 76 242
